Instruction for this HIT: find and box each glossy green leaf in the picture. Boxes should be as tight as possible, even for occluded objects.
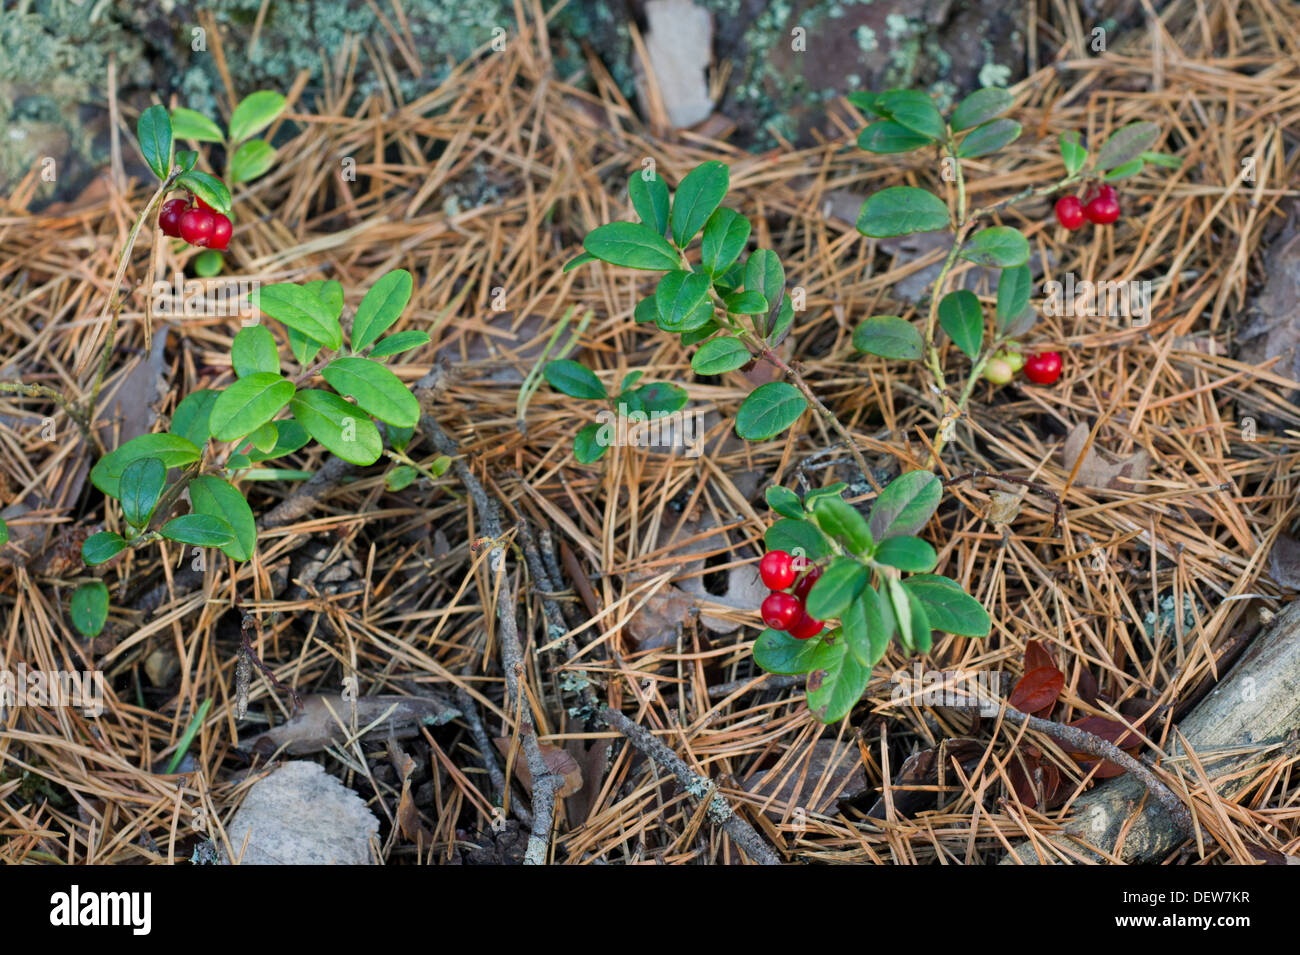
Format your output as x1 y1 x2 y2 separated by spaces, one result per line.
287 329 320 367
959 227 1029 268
70 581 110 637
1141 151 1183 169
563 251 596 272
230 139 276 182
209 373 294 442
744 249 784 309
629 171 670 235
842 586 892 667
852 316 923 360
806 557 869 620
765 518 829 560
938 290 983 360
322 357 420 427
188 475 256 561
385 465 418 491
753 628 825 675
735 382 806 440
137 104 172 180
857 120 933 154
289 390 383 465
806 637 869 723
246 419 311 462
869 470 942 541
119 457 166 528
680 321 718 346
232 325 280 377
874 90 945 140
1096 122 1160 171
903 574 991 636
723 290 767 315
1103 158 1144 181
543 359 605 400
573 422 609 464
584 221 679 271
765 485 804 520
655 270 713 331
351 269 413 351
950 87 1014 131
174 149 199 173
82 532 127 566
161 513 236 548
857 186 950 237
91 433 201 498
701 207 751 275
670 160 729 247
228 90 286 143
810 494 873 554
996 264 1032 332
633 297 658 323
303 279 344 321
367 331 429 359
956 119 1022 159
1059 130 1087 175
874 536 937 573
246 421 278 453
170 107 223 143
691 337 750 375
175 170 231 216
254 283 341 349
623 381 688 415
887 576 932 653
170 389 219 448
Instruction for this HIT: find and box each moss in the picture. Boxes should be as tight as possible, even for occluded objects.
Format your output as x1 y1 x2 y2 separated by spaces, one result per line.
855 26 878 53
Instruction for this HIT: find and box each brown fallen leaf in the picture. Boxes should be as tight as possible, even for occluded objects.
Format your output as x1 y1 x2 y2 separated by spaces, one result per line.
745 739 869 820
1267 533 1300 589
243 693 460 755
1061 422 1150 490
493 738 583 798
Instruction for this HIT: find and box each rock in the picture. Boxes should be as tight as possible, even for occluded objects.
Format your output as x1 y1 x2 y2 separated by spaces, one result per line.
223 761 378 865
637 0 715 128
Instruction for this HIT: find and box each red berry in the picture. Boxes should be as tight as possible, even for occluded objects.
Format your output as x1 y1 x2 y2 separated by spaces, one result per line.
1023 351 1062 385
761 592 802 631
1083 188 1120 225
194 196 217 214
792 564 822 601
158 198 188 238
1054 195 1085 230
207 213 232 251
178 208 216 246
789 611 825 640
758 550 796 590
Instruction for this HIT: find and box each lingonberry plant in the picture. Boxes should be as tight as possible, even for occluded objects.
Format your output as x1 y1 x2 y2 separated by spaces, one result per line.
62 106 431 639
541 360 688 463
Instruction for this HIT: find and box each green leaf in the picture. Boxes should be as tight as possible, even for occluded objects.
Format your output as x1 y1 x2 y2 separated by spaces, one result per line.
1103 158 1144 181
857 186 950 237
889 577 933 652
136 104 172 180
996 265 1032 332
951 87 1014 132
765 485 804 520
193 249 223 277
303 280 344 321
246 421 278 453
254 283 341 349
959 227 1029 268
232 324 280 377
584 222 679 271
680 322 718 346
322 357 420 427
744 250 783 312
573 422 609 464
386 465 418 491
938 290 983 360
804 483 848 507
629 171 670 235
735 382 806 440
175 170 231 216
874 536 937 573
384 423 414 455
874 90 945 140
842 586 892 667
670 160 729 247
714 262 745 293
852 316 923 360
543 359 605 400
869 470 942 541
806 557 869 620
70 581 110 637
246 419 311 462
1141 151 1183 169
170 107 223 143
903 575 991 636
563 251 596 272
119 457 166 528
691 336 750 375
956 119 1022 159
723 290 767 315
161 513 236 548
351 269 413 351
0 518 7 547
189 475 256 561
701 208 751 275
209 373 295 442
230 139 276 182
1096 122 1160 171
228 90 286 143
810 494 874 554
174 149 199 173
847 91 887 116
1059 131 1087 175
287 328 320 368
91 433 201 498
368 330 430 359
857 121 933 153
624 381 688 415
806 637 869 723
655 270 713 331
82 532 127 566
765 518 829 560
633 297 659 323
753 628 825 675
170 389 219 448
289 390 383 465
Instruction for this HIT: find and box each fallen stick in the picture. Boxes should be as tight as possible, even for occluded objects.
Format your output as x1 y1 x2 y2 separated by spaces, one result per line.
1002 600 1300 864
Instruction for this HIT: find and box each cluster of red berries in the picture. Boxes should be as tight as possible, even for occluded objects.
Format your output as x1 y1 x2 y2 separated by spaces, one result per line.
1054 184 1120 230
158 195 232 250
983 348 1062 386
758 550 825 640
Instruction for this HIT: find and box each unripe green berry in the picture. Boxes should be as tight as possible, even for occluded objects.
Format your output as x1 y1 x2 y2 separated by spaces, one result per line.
983 357 1014 385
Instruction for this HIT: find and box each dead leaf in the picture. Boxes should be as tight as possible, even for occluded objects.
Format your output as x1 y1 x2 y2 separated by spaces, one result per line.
493 738 583 798
744 739 869 820
985 488 1025 526
243 693 460 755
1062 422 1150 489
1268 533 1300 589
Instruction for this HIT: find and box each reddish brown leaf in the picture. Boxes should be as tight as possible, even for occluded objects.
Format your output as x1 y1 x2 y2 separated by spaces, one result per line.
1076 666 1099 707
1010 666 1065 714
1024 640 1055 673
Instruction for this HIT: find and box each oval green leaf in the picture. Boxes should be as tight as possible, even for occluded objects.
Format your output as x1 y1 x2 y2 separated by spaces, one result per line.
995 264 1032 331
161 513 236 548
691 337 751 375
670 160 729 247
938 290 983 360
82 532 127 566
232 324 280 377
209 373 295 442
170 107 223 143
322 357 421 427
873 536 937 573
869 470 942 541
806 638 869 723
70 581 110 637
765 485 804 520
902 574 991 636
189 475 257 561
735 382 807 440
764 518 829 560
959 227 1029 268
289 390 383 465
368 330 430 359
175 170 231 216
852 316 923 360
857 120 933 154
228 90 286 143
352 269 413 351
955 118 1022 159
254 283 341 349
629 171 670 235
231 139 276 182
701 207 751 275
857 186 950 238
754 628 826 675
950 87 1014 132
119 457 166 528
543 359 605 400
806 557 869 620
137 104 173 180
584 221 680 271
1096 122 1160 171
655 270 712 331
170 389 219 448
91 433 202 498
